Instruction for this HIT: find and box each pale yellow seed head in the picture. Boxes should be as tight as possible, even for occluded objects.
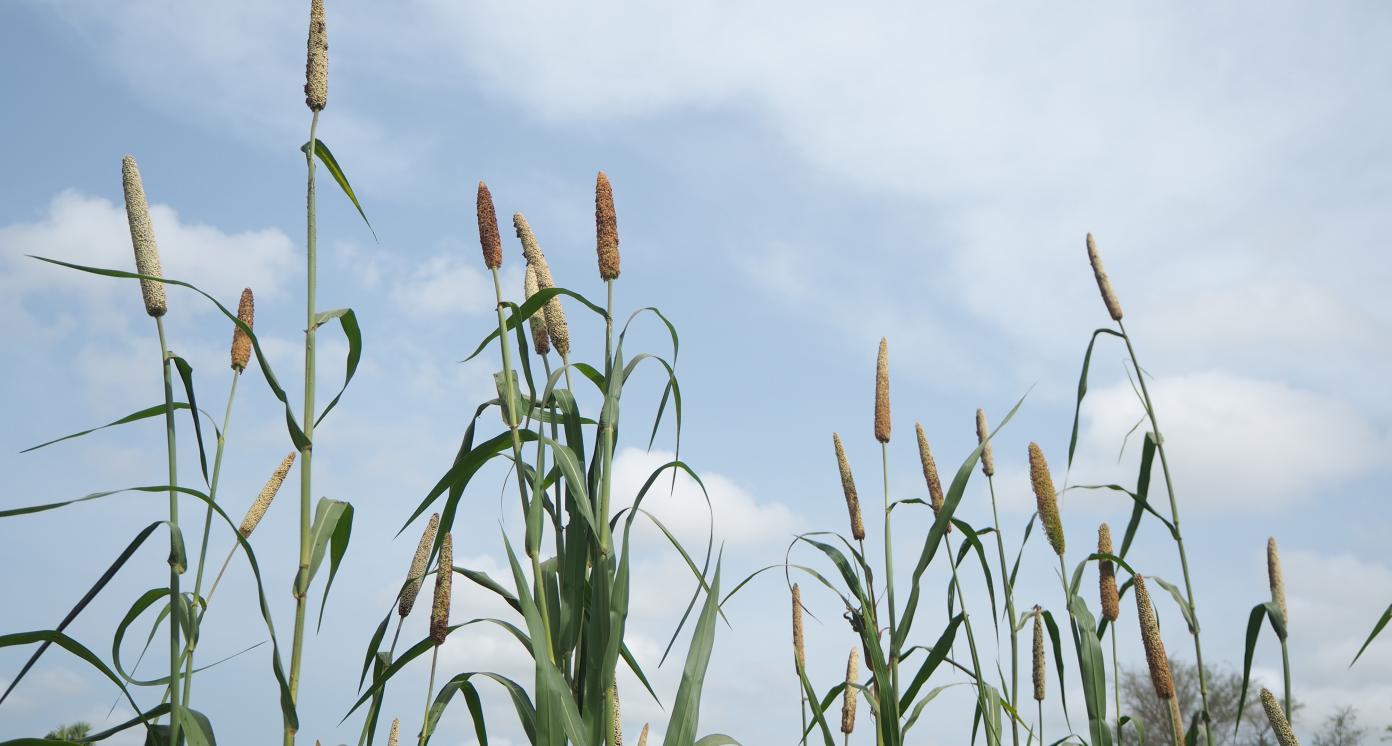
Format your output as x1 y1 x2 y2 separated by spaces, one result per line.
524 265 551 356
792 583 806 670
637 724 650 746
239 452 296 537
874 338 891 443
833 433 865 541
915 423 950 533
1260 688 1300 746
1086 233 1124 321
1134 575 1175 700
976 409 995 477
514 213 571 358
1032 605 1045 701
841 647 859 734
387 718 400 746
430 533 453 645
304 0 327 111
1099 523 1119 622
121 155 167 317
596 171 620 280
610 681 623 746
231 288 254 372
399 513 441 618
1028 443 1065 556
1267 537 1288 637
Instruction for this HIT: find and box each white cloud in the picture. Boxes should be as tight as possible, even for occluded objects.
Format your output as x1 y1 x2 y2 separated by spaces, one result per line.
389 254 514 318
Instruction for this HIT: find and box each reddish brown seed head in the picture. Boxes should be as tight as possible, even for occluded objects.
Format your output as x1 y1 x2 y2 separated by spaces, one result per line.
430 533 453 645
596 171 620 280
873 338 891 443
914 423 950 533
833 433 865 541
231 288 254 372
1032 605 1046 701
1134 575 1175 700
1028 443 1065 556
1099 523 1119 622
477 182 503 270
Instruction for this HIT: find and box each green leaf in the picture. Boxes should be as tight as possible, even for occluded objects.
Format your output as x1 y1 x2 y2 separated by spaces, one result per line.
1352 602 1392 666
0 630 154 736
460 289 608 364
313 308 362 428
1068 328 1126 469
1236 604 1267 733
302 139 376 241
316 501 355 631
21 403 191 453
170 355 210 486
664 561 723 746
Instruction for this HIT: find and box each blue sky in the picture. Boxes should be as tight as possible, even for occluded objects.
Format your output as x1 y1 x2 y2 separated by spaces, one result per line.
2 1 1391 744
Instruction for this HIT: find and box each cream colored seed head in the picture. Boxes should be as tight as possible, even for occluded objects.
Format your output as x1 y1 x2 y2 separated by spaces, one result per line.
1086 233 1124 321
477 182 503 270
231 288 254 372
792 583 806 670
833 434 865 541
1028 443 1065 556
596 171 620 280
121 155 167 317
610 681 623 746
637 724 650 746
874 338 891 443
915 423 950 533
1134 575 1175 700
387 718 399 746
1099 523 1119 622
430 533 453 645
976 409 995 477
841 647 859 734
514 213 572 358
399 513 441 618
1032 605 1045 701
1268 537 1288 637
1260 688 1300 746
523 265 551 356
304 0 327 111
239 452 296 537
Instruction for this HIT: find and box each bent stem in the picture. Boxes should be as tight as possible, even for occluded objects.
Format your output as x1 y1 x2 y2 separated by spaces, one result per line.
156 317 183 743
986 475 1021 746
1118 320 1212 746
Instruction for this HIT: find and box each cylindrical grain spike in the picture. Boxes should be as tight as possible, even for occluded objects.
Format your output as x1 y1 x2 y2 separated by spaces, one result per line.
304 0 327 111
610 681 623 746
1032 605 1045 701
1086 233 1124 321
1268 537 1289 637
1260 688 1300 746
874 338 891 443
596 171 620 280
524 265 551 356
231 288 254 372
1099 523 1120 622
915 423 950 533
514 212 571 357
792 583 806 671
121 155 167 317
430 533 453 645
399 513 441 618
976 409 995 477
1134 575 1175 700
387 718 400 746
238 452 296 537
637 724 650 746
841 647 859 734
1028 443 1065 556
477 182 503 270
833 434 866 541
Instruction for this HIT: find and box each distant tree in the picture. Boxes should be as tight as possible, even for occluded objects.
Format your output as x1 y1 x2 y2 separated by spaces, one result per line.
1313 707 1365 746
1119 662 1295 746
43 722 91 741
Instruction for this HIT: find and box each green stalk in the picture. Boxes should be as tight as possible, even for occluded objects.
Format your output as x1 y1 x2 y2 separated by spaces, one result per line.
1280 638 1291 723
1118 321 1212 746
986 475 1021 746
945 533 998 745
286 108 320 746
881 444 898 696
1112 625 1121 746
419 647 440 745
180 370 241 710
597 280 615 556
156 317 183 745
1037 699 1043 746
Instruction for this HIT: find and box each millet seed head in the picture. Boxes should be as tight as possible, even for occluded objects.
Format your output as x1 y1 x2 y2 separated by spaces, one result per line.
231 288 254 372
1134 575 1175 700
1268 537 1289 637
637 724 650 746
477 182 503 270
523 265 551 356
1099 522 1120 622
976 409 995 477
121 155 167 318
430 533 453 645
596 171 620 280
1033 605 1046 701
841 647 859 734
1028 442 1065 556
514 213 571 357
399 513 440 618
239 452 296 538
304 0 328 111
387 718 399 746
833 433 866 541
610 681 623 746
1260 688 1300 746
915 423 949 533
1086 233 1124 321
792 583 806 670
874 338 891 443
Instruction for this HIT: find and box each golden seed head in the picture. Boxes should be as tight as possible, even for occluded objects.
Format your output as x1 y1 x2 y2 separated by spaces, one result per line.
304 0 327 111
976 408 995 477
595 171 620 280
841 647 859 734
239 452 296 537
610 681 623 746
833 433 865 541
399 513 441 618
1028 442 1065 556
523 265 551 356
514 213 571 358
637 724 650 746
430 533 453 645
477 182 503 270
1086 233 1124 321
1134 575 1175 700
1099 522 1119 622
914 423 951 534
792 583 806 670
1260 688 1300 746
1032 605 1046 701
230 288 254 372
121 155 167 318
1267 537 1288 636
387 718 399 746
873 338 891 443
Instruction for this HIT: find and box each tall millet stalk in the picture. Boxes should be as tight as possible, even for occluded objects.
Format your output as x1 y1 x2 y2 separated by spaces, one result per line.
976 407 1020 746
